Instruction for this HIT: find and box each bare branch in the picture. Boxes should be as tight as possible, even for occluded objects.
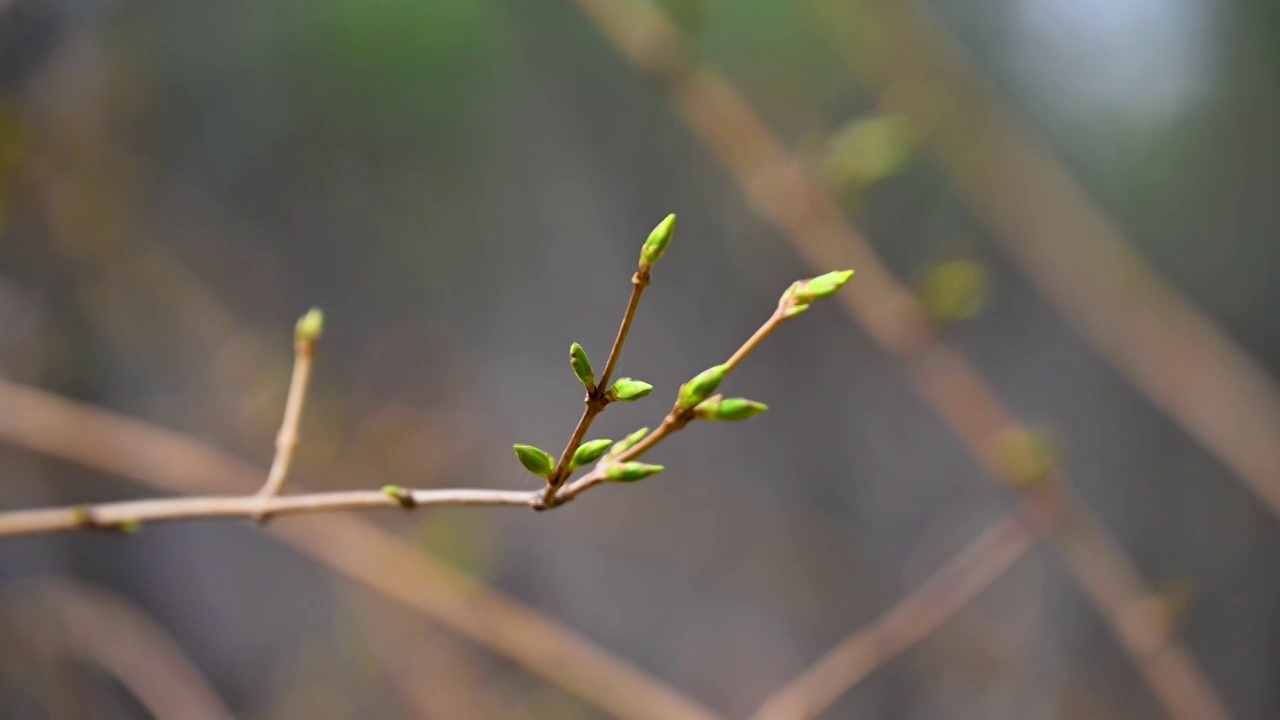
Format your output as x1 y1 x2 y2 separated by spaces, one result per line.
0 378 722 720
257 309 322 499
751 512 1034 720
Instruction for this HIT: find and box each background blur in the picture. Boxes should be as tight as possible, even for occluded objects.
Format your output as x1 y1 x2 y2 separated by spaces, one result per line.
1 0 1279 717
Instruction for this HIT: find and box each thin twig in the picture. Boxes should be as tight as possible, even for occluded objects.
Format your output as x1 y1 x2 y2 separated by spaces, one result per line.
0 488 534 537
563 2 1229 718
751 511 1037 720
257 317 319 498
0 378 722 720
0 301 790 537
542 270 651 507
804 0 1280 524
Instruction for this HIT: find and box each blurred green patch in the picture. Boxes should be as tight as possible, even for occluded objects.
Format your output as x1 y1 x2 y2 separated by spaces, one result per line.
285 0 499 127
0 105 30 236
914 258 991 322
820 114 918 192
995 427 1058 488
662 0 709 34
407 510 499 578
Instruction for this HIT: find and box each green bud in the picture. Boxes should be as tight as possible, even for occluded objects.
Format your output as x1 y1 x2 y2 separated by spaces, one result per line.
117 520 143 535
792 270 855 304
295 308 325 343
513 444 556 477
640 213 676 267
571 438 614 468
695 396 768 421
606 378 653 402
569 342 596 390
677 364 729 409
608 427 650 458
606 462 665 483
381 484 415 507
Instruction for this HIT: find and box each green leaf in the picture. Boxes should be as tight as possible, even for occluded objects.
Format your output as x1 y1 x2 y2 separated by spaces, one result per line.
695 397 768 421
605 462 665 482
640 213 676 267
295 308 325 343
606 378 653 402
608 427 650 458
512 444 556 476
569 342 596 390
571 438 614 468
677 364 728 409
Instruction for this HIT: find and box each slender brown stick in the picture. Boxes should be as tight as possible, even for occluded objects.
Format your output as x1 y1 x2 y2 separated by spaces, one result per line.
564 2 1229 718
8 578 235 720
257 324 318 498
541 270 651 507
0 295 792 537
0 378 722 720
751 511 1036 720
804 0 1280 524
0 488 535 537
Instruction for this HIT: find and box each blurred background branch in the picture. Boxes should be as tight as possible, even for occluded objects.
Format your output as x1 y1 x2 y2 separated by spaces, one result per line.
3 577 234 720
564 0 1229 717
801 0 1280 524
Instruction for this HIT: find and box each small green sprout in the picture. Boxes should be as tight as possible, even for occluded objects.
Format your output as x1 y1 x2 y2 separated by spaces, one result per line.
606 378 653 402
571 439 614 468
605 462 665 483
569 342 596 391
513 444 556 477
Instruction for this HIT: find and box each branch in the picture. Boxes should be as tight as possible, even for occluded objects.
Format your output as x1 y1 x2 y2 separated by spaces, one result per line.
0 378 723 720
562 2 1229 718
541 266 650 507
750 510 1036 720
0 270 844 537
257 308 323 499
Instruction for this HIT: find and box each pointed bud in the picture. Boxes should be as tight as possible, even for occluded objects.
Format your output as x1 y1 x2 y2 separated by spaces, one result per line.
295 308 325 343
695 396 768 421
608 427 650 458
569 342 596 391
791 270 854 304
606 462 665 483
513 444 556 477
640 213 676 268
606 378 653 402
571 438 614 468
677 364 729 409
